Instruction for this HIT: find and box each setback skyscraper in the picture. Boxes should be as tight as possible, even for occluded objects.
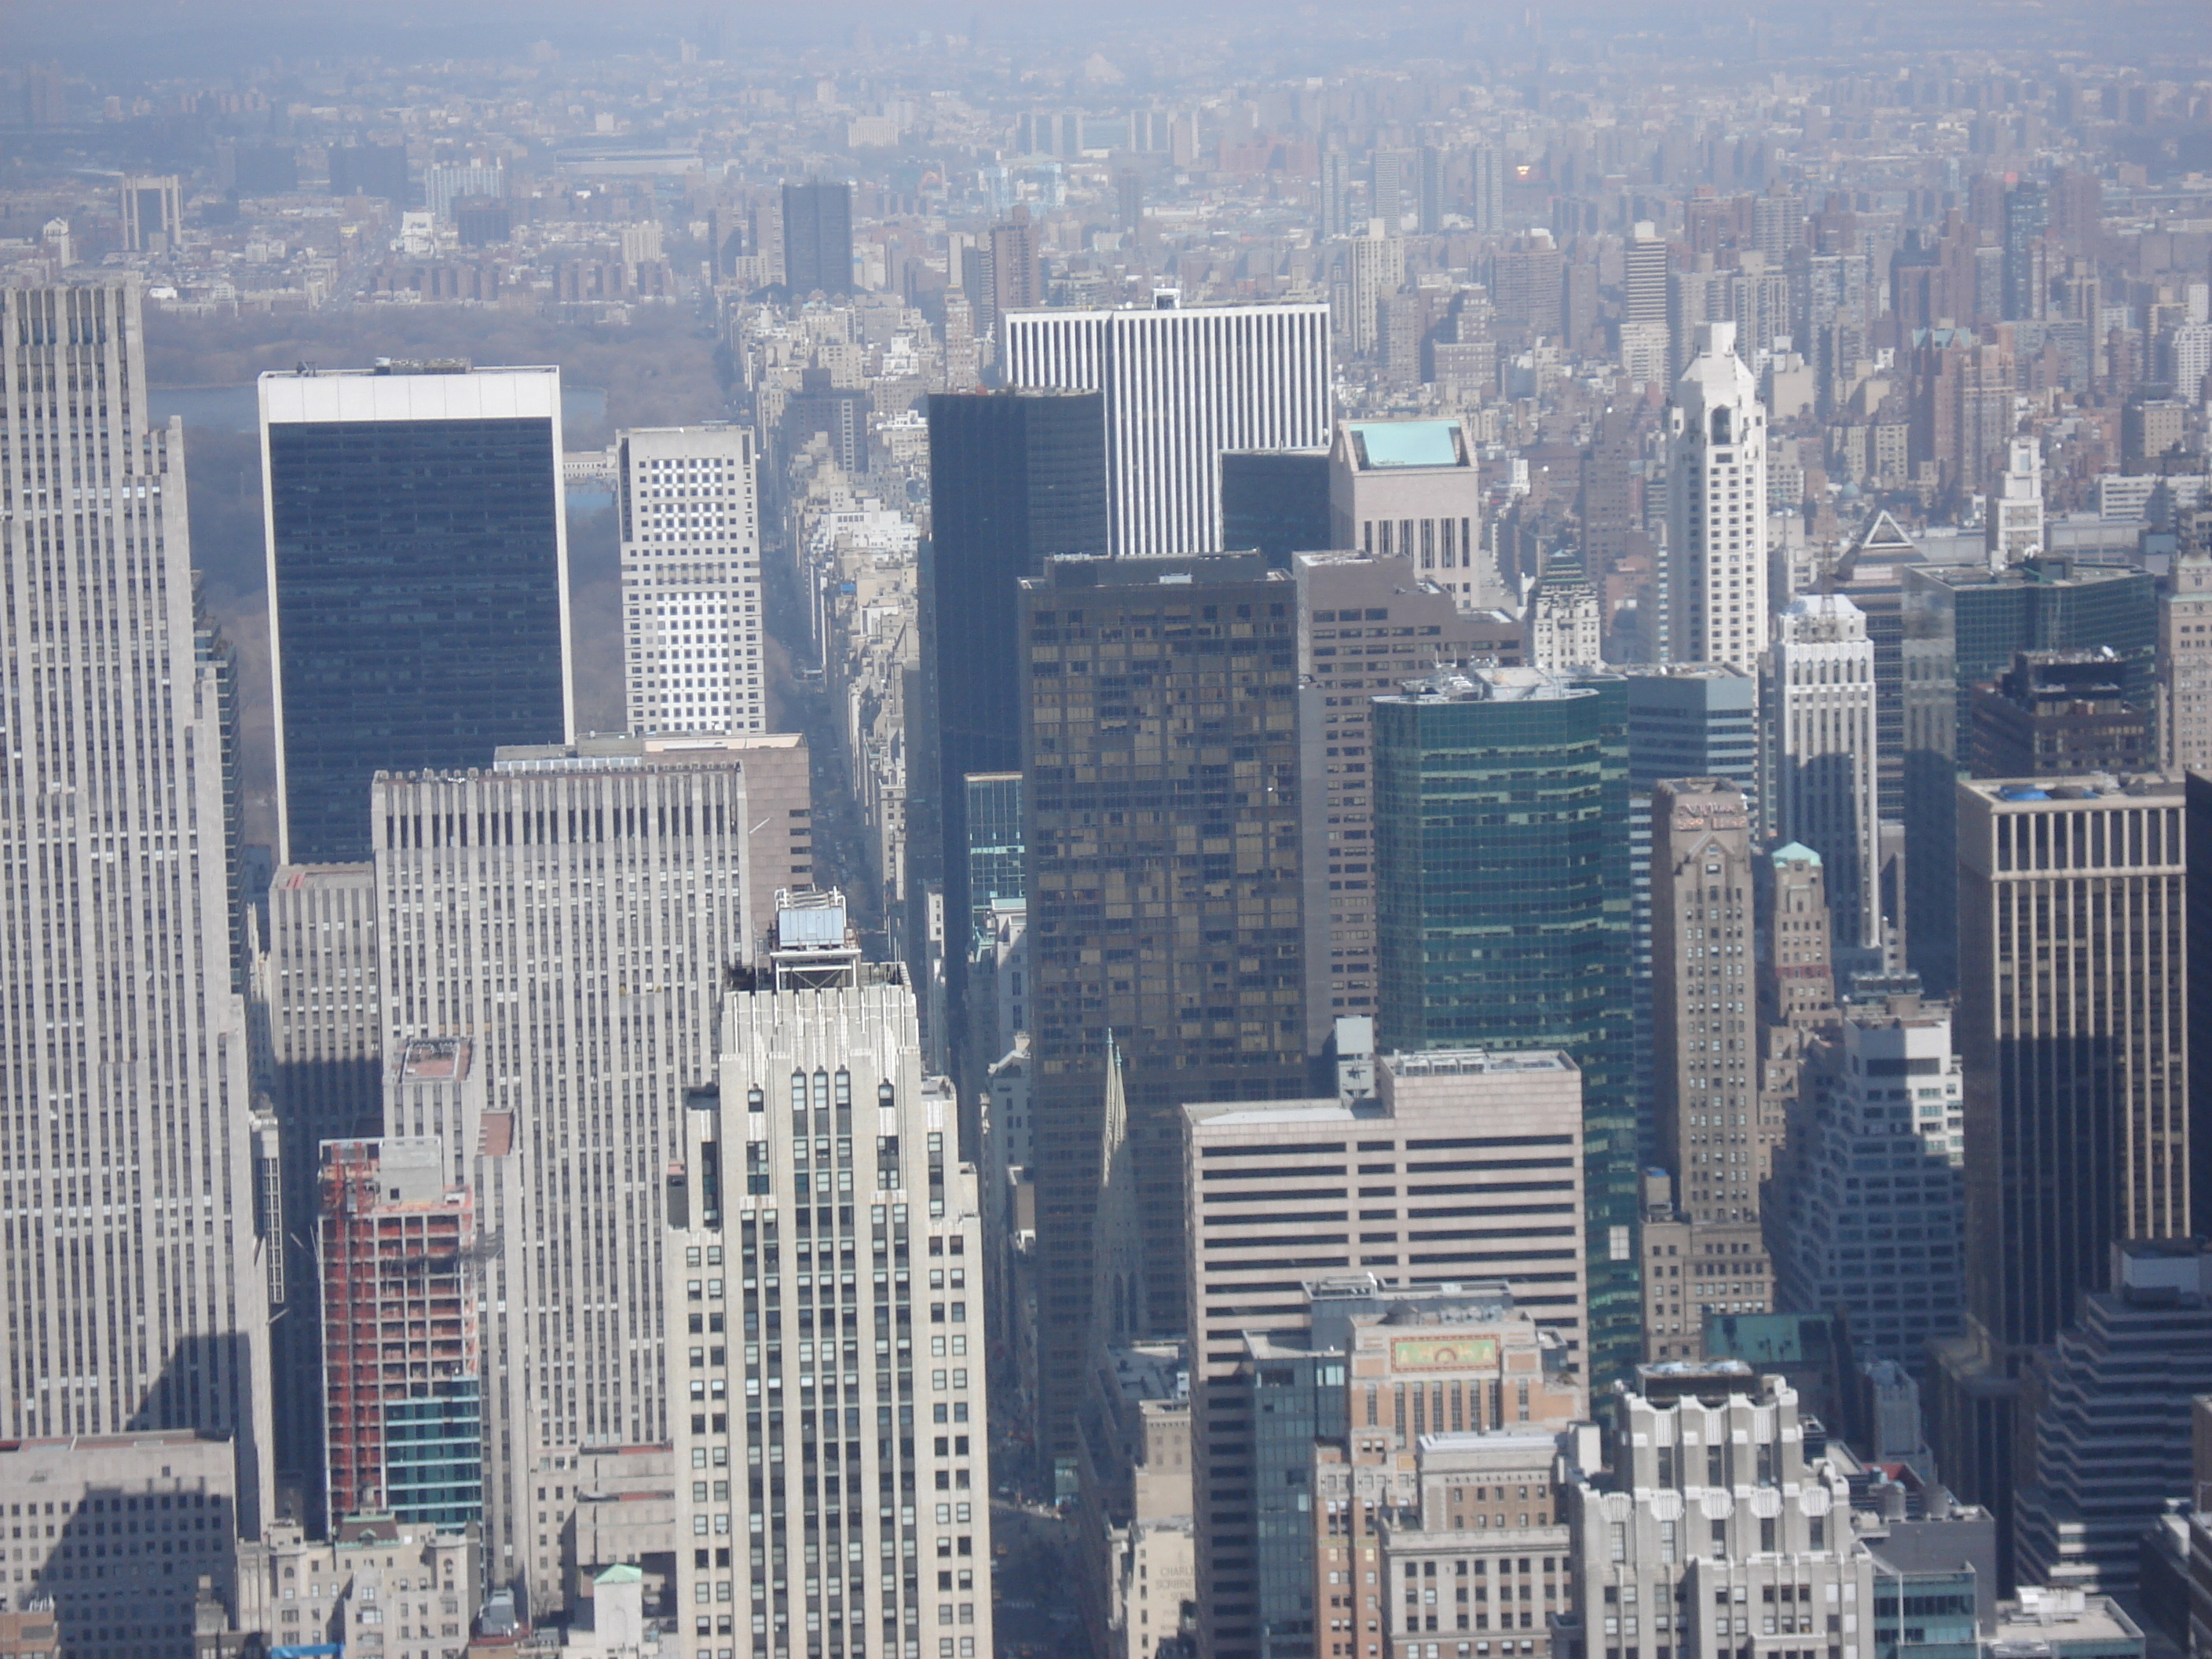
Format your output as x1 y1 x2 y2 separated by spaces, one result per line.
666 892 992 1659
261 361 573 865
1372 667 1639 1379
1764 593 1883 963
0 279 274 1528
619 424 766 735
1001 297 1331 558
1664 322 1770 673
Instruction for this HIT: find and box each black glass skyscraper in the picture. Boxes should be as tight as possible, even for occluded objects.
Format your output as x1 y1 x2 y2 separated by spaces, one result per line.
1372 667 1639 1380
262 363 571 865
924 390 1108 1061
781 180 855 295
1220 449 1330 567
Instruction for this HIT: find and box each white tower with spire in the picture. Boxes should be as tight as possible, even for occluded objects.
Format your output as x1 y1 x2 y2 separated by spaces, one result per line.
1664 320 1770 672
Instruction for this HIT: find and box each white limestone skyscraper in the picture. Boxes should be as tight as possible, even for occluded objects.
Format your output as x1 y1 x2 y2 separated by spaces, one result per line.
0 280 273 1525
1000 297 1331 557
373 735 760 1608
668 891 991 1659
1664 320 1770 673
620 424 767 735
1764 593 1883 961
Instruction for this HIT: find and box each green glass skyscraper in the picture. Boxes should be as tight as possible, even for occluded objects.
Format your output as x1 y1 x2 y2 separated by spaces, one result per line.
1372 667 1639 1379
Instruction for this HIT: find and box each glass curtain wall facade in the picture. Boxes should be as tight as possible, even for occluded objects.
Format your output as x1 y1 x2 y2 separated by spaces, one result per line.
1371 669 1639 1379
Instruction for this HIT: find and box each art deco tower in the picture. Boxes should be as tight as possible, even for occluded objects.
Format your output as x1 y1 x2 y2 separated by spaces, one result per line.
1664 321 1769 673
0 280 273 1523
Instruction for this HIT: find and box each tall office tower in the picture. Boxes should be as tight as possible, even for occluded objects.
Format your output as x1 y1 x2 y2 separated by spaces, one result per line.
1764 595 1882 964
1986 439 2045 566
1318 148 1356 241
1968 650 2155 779
665 892 993 1659
119 174 181 251
619 425 765 736
374 737 760 1610
1825 511 1920 826
1619 667 1759 1164
0 280 273 1525
1663 324 1769 673
1183 1056 1588 1659
2014 1241 2212 1598
261 361 572 865
1643 781 1774 1361
256 862 383 1532
1001 297 1332 558
1621 221 1671 382
1220 449 1330 565
1468 145 1504 236
1115 169 1145 237
1769 987 1963 1375
2161 529 2212 773
1416 144 1445 236
1372 668 1639 1378
1019 554 1310 1464
1370 149 1411 232
1325 418 1497 608
1344 225 1404 357
1564 1366 1878 1659
923 390 1108 1082
423 162 504 222
2002 179 2050 320
1294 554 1487 1050
781 179 855 295
1650 780 1767 1224
987 210 1044 325
1899 556 2157 994
1933 777 2189 1555
318 1137 482 1528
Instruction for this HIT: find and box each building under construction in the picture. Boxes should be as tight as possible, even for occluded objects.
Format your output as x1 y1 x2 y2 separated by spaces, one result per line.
318 1137 483 1528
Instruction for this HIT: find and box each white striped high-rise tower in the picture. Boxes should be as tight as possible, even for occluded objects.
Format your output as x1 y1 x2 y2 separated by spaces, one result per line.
1000 298 1332 558
0 279 274 1525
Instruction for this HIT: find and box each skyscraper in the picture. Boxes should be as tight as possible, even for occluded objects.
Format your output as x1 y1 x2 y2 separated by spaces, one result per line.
1220 449 1330 565
317 1137 482 1529
1468 145 1504 236
373 736 761 1610
665 892 993 1659
1932 775 2191 1554
1372 668 1639 1378
255 862 383 1532
1345 225 1404 356
1899 555 2156 994
261 361 572 865
1664 322 1770 673
1294 553 1488 1049
0 280 273 1526
924 390 1108 1062
1182 1053 1589 1659
2160 521 2212 773
1764 594 1882 961
1001 298 1332 558
782 179 855 295
619 424 765 736
1325 417 1498 608
1019 554 1310 1462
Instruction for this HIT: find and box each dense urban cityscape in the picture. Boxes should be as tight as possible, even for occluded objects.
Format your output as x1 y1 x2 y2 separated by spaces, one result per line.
3 1 2212 1657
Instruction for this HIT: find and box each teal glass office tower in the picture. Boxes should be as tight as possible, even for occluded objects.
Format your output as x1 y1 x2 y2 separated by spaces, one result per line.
1372 668 1639 1379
